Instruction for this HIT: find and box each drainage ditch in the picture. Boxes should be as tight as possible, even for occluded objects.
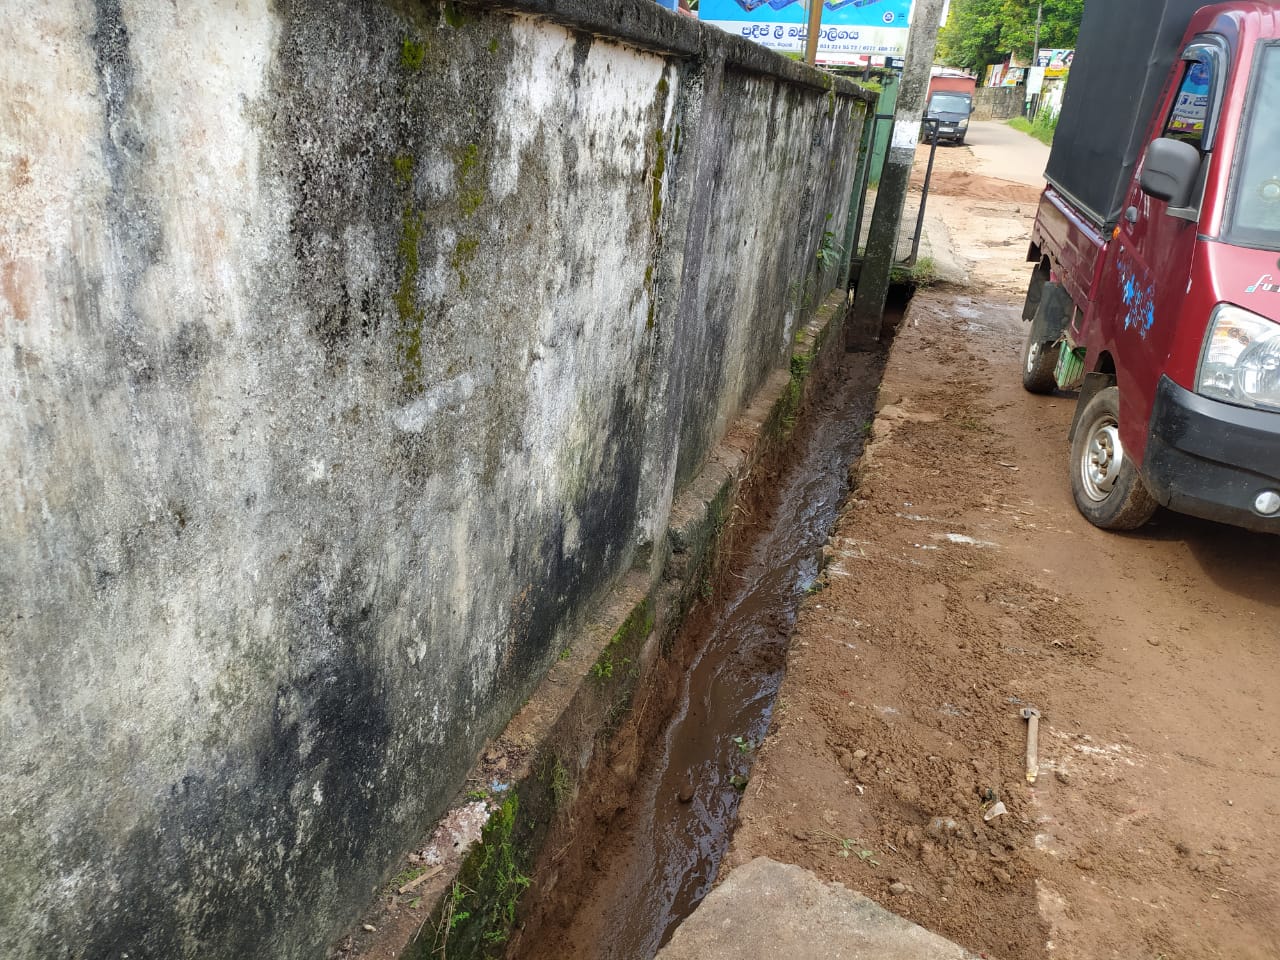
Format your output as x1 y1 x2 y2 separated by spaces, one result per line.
505 296 906 960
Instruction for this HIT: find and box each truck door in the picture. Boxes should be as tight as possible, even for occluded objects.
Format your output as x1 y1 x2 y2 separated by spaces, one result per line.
1102 38 1227 459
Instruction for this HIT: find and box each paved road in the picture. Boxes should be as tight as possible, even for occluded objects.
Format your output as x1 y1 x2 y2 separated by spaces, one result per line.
961 119 1050 187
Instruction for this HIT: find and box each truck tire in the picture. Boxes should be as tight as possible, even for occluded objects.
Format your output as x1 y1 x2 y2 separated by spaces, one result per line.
1069 386 1158 531
1021 330 1059 394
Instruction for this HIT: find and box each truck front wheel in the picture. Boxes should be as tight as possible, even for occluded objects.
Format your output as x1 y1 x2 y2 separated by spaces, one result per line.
1069 386 1158 531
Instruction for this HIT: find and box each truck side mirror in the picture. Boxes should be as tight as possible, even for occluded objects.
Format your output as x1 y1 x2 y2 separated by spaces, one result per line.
1140 138 1201 208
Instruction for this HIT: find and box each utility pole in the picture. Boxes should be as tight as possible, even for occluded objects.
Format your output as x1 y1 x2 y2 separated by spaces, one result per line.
1029 0 1044 119
847 0 948 349
1032 0 1043 66
805 0 824 65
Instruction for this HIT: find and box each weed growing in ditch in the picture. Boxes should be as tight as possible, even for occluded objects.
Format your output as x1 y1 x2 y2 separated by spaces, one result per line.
590 656 614 682
590 600 649 684
814 211 846 273
550 758 572 810
890 256 939 287
444 880 472 932
732 736 756 754
429 795 531 958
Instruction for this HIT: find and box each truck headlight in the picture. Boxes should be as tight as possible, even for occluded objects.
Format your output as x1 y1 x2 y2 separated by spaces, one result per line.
1198 303 1280 411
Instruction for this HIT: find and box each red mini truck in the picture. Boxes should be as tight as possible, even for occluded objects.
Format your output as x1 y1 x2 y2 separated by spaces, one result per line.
1022 0 1280 534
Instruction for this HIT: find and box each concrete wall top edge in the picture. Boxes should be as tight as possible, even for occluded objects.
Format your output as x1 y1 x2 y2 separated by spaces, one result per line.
462 0 877 100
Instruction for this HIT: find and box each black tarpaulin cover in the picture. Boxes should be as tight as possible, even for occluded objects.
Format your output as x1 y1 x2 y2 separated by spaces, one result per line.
1045 0 1210 230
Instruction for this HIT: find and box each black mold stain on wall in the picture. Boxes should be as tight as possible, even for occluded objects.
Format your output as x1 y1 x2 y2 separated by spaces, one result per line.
59 558 406 960
88 0 168 389
268 2 395 372
505 384 648 686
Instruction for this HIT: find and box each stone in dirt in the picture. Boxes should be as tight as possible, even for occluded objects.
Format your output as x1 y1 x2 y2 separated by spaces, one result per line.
928 817 960 838
655 858 977 960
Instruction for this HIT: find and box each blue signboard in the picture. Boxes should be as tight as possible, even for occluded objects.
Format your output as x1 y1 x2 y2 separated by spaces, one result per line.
701 0 913 61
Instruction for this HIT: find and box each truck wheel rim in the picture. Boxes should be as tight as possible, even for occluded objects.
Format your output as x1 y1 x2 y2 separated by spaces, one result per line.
1081 414 1124 502
1026 341 1041 373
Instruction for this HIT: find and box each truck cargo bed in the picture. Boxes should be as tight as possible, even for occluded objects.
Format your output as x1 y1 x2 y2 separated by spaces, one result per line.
1031 187 1108 310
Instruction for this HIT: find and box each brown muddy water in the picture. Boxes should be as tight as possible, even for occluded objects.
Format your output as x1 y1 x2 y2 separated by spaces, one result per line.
510 333 894 960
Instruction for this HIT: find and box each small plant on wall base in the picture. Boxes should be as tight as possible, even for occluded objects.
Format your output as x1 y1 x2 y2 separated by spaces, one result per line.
815 228 845 271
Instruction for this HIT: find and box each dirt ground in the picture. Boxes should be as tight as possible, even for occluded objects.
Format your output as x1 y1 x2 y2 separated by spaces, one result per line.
725 123 1280 960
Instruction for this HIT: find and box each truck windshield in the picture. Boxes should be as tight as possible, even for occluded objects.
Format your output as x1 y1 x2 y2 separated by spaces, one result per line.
928 94 971 116
1226 44 1280 250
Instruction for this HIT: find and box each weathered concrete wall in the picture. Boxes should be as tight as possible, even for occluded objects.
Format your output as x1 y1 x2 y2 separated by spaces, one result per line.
973 85 1024 121
0 1 869 957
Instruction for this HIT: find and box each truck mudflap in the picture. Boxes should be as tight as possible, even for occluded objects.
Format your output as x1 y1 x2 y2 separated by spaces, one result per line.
1143 376 1280 535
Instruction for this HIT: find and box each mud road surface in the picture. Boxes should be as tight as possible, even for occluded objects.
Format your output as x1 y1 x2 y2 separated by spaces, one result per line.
727 122 1280 960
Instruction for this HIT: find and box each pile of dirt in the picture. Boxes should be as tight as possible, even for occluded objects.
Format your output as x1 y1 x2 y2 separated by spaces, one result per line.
912 168 1044 206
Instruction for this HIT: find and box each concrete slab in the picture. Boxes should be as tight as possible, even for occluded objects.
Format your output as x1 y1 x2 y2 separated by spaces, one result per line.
856 193 969 287
655 858 979 960
910 208 969 286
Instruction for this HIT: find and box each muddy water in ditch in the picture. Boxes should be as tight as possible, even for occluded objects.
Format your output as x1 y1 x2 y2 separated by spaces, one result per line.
514 344 890 960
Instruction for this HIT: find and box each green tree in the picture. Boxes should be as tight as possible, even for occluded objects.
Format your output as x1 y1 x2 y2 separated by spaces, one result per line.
938 0 1084 76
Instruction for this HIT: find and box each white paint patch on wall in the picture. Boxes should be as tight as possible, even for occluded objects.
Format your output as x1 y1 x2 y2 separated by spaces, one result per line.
102 1 284 756
120 0 280 341
495 21 669 515
489 16 573 204
0 2 106 319
0 1 108 527
0 0 287 840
